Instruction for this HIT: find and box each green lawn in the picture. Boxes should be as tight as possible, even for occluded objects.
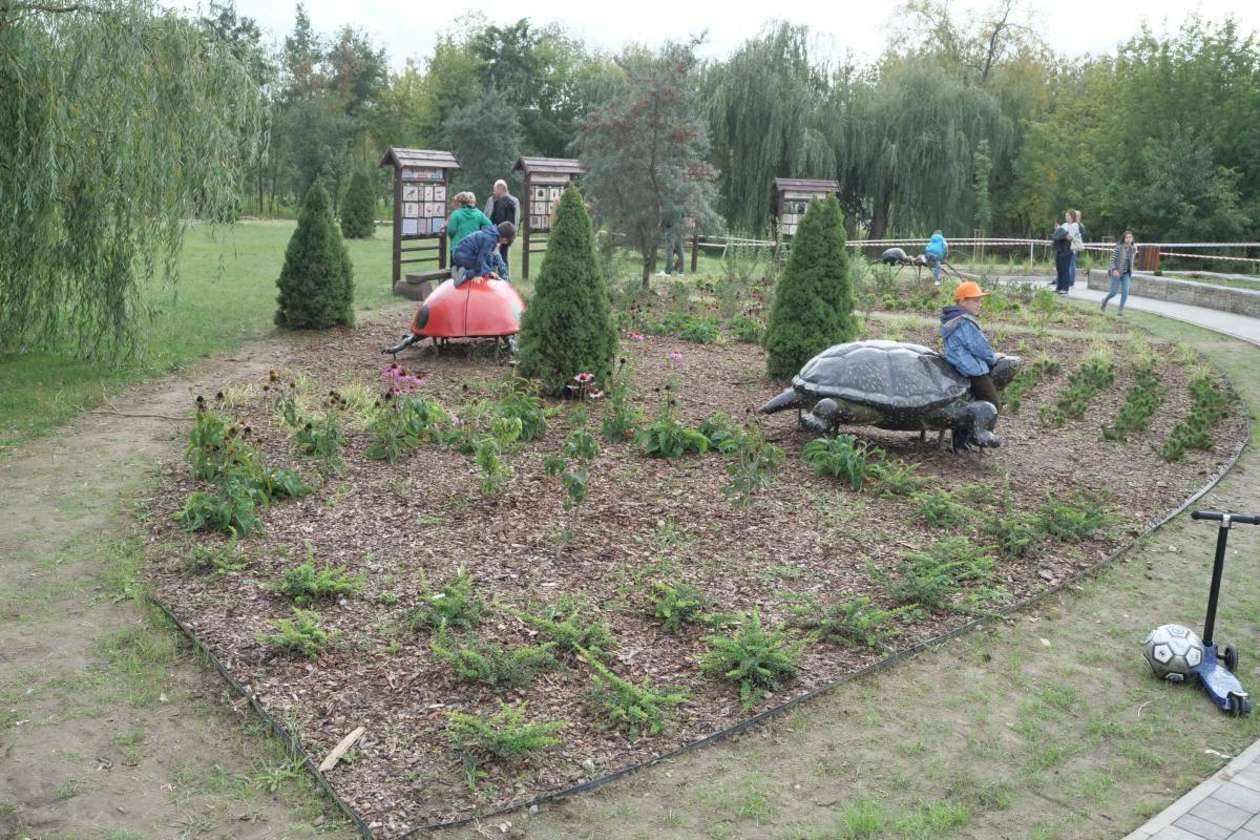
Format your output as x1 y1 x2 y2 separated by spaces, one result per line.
0 221 404 454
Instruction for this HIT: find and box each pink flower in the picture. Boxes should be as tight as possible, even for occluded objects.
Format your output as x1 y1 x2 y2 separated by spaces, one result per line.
589 389 605 400
668 351 683 362
626 331 645 342
574 372 595 384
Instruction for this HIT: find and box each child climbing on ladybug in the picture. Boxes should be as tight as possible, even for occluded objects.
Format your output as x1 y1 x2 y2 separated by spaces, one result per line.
452 221 515 287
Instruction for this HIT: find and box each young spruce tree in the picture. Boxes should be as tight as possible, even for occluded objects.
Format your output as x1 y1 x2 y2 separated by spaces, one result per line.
516 185 617 395
275 180 355 329
340 171 376 239
763 195 856 379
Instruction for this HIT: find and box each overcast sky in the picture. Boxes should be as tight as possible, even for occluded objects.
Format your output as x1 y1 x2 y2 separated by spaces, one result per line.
190 0 1258 70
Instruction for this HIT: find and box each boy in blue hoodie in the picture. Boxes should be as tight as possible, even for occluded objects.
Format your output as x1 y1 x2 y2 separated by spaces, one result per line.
452 222 515 287
924 230 949 285
939 281 1001 409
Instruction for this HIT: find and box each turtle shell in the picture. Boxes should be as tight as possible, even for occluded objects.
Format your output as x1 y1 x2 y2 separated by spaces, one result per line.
793 340 969 412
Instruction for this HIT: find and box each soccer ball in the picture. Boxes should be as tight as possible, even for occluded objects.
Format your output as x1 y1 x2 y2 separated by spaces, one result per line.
1143 624 1205 682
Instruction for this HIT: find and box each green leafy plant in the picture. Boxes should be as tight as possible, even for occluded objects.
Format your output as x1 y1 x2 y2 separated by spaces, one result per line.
293 411 345 465
448 701 566 783
884 537 997 612
867 460 923 498
677 314 721 344
185 536 247 575
1039 354 1115 426
174 479 261 536
1160 374 1234 460
495 386 548 442
364 395 448 462
600 357 645 442
408 568 488 632
1103 368 1165 441
788 595 913 650
636 380 709 459
728 313 764 343
701 608 805 710
259 608 336 659
510 597 615 660
802 434 882 491
913 489 971 527
273 543 364 606
647 580 711 632
584 655 689 739
1035 490 1113 542
432 633 559 690
1003 354 1062 414
721 421 785 506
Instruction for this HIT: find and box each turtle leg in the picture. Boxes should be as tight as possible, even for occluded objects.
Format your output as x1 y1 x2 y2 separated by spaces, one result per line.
967 401 1001 448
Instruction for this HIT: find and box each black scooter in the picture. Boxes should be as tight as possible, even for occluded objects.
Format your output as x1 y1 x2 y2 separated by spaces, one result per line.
1189 510 1260 716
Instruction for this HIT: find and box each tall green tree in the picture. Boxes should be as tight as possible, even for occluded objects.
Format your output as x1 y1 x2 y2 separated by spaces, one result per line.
763 196 856 380
972 139 993 235
577 40 721 287
0 0 263 359
516 185 617 395
275 181 354 329
340 171 376 239
443 88 522 199
706 23 834 233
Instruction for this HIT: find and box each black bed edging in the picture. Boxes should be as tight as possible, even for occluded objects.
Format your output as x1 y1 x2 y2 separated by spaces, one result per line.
151 433 1247 840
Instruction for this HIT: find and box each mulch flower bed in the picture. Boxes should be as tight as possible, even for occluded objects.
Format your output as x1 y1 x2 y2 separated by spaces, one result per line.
142 316 1246 836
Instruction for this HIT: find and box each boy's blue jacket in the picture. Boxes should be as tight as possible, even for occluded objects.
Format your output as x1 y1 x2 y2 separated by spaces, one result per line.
939 305 997 377
452 227 500 276
925 232 949 259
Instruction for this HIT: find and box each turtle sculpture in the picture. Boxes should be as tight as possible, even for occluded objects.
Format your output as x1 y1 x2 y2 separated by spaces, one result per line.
760 340 1022 451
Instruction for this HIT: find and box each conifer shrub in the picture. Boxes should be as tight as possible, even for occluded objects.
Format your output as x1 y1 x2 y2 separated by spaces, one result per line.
339 171 376 239
763 194 857 379
275 180 355 329
517 185 617 395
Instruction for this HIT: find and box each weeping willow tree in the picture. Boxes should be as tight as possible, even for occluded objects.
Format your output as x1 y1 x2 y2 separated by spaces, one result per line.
827 57 1013 238
0 0 264 360
706 23 834 233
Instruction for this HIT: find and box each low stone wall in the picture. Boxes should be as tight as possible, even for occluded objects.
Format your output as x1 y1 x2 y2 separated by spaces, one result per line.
1087 269 1260 318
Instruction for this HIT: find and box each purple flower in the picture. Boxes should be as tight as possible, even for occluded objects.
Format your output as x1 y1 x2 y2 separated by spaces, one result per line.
574 372 595 385
626 331 645 342
668 351 683 362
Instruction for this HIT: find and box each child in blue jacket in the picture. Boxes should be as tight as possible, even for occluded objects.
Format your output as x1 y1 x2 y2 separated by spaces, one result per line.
452 222 515 286
923 230 949 285
939 280 1000 409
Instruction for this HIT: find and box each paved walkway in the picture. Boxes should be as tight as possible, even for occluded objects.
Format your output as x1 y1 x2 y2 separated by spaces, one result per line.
1124 739 1260 839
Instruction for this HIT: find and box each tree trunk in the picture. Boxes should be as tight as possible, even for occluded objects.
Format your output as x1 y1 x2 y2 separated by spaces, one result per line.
869 197 891 240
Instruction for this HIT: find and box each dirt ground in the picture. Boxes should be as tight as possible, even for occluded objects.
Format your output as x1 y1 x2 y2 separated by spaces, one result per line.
1 301 1256 840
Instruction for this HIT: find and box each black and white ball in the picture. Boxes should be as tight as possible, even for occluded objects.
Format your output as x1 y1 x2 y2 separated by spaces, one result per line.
1143 624 1205 682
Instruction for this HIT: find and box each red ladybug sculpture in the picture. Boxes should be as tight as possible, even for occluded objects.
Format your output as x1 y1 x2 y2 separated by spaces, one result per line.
383 276 525 356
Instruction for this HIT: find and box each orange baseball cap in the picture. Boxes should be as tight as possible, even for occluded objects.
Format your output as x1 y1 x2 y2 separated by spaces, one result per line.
953 281 991 302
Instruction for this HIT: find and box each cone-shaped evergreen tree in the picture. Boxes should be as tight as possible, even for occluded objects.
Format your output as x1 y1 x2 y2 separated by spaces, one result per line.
763 195 856 379
340 171 376 239
275 180 355 329
517 185 617 395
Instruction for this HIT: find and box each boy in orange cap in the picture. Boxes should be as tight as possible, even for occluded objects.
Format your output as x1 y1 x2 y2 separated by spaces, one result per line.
939 281 1002 410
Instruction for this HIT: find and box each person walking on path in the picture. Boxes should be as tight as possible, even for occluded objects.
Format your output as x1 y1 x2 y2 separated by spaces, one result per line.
1065 209 1087 289
658 209 685 276
924 230 949 285
1101 231 1139 316
446 192 495 250
484 179 521 266
1053 220 1074 294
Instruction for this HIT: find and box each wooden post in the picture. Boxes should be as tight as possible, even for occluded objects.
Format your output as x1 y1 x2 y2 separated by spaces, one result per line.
522 172 532 282
690 232 699 273
391 166 402 292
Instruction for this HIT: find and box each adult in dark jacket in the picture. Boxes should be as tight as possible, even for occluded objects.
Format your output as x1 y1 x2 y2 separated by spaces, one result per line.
452 222 515 287
1052 222 1073 294
484 180 521 265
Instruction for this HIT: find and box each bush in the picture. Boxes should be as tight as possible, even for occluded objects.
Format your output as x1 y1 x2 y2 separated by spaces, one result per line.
677 314 721 344
885 537 996 612
432 633 559 690
1160 374 1234 460
701 608 805 710
275 180 354 329
511 597 614 660
763 194 857 379
365 395 448 462
867 461 923 498
802 434 882 491
913 489 971 527
647 580 711 632
517 185 617 395
260 608 336 659
1103 368 1165 441
174 483 261 536
728 313 765 343
273 544 364 606
339 171 376 239
1035 490 1112 542
448 701 566 769
585 656 689 740
408 568 488 632
789 595 912 650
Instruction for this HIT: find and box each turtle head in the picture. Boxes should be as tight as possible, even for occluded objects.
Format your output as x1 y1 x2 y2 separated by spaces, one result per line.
991 355 1022 390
